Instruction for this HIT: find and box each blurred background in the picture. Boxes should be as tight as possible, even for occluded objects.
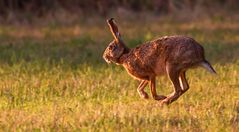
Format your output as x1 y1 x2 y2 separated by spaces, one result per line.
0 0 239 24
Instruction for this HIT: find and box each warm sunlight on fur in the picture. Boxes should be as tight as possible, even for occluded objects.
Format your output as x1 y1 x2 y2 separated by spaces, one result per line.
103 18 216 105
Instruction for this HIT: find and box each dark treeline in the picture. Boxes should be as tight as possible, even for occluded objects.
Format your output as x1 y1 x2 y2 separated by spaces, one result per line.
0 0 238 21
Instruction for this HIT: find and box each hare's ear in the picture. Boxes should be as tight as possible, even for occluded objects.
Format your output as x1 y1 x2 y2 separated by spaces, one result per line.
107 18 121 43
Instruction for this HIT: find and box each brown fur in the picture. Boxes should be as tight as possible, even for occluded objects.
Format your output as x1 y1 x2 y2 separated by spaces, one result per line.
103 18 216 105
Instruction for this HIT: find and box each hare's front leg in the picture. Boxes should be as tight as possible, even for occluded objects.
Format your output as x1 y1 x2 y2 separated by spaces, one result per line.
137 80 149 99
149 77 167 100
161 65 183 105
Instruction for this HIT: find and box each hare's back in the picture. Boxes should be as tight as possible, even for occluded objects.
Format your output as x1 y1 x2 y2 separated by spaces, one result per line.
158 36 205 66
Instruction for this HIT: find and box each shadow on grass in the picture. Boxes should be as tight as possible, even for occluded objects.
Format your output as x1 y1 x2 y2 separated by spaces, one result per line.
203 42 239 64
0 37 106 68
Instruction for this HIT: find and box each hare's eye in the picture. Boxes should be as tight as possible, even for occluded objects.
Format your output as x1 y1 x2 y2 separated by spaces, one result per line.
109 45 116 50
109 45 112 49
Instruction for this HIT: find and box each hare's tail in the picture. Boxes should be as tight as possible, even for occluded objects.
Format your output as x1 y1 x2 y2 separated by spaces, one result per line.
200 60 217 74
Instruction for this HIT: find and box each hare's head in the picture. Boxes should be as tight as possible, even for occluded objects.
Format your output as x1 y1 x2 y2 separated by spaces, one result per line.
103 18 127 64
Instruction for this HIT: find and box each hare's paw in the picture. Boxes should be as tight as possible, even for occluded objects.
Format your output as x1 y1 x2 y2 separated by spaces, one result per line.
160 98 170 106
153 95 167 100
138 91 149 99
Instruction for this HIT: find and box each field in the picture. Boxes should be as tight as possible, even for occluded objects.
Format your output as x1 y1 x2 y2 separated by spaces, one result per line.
0 17 238 131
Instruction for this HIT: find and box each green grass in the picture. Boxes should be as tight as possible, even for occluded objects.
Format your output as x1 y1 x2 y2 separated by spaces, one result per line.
0 18 238 131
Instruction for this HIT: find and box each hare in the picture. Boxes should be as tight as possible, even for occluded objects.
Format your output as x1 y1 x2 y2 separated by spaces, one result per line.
103 18 216 105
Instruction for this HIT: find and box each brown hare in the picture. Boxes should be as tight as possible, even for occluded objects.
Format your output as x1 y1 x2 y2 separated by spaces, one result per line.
103 18 216 105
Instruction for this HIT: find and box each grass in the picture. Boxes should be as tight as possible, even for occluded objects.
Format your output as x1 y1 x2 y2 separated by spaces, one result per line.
0 17 238 131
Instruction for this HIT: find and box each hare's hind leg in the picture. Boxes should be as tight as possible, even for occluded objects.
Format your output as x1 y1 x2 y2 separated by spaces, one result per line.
149 77 167 100
137 80 149 99
179 71 189 94
161 65 183 105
